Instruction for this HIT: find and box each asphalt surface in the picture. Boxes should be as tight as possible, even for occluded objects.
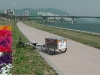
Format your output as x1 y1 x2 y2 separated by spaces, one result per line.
17 22 100 75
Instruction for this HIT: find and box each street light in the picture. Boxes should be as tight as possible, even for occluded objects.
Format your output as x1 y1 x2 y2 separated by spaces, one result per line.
14 0 16 25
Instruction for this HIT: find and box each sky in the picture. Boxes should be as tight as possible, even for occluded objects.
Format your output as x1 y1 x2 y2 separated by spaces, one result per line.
0 0 100 16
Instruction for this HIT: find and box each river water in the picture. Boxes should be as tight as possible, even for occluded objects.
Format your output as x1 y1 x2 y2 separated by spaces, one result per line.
44 22 100 34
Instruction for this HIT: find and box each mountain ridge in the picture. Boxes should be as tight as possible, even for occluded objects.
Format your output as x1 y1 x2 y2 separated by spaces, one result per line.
0 8 89 23
0 8 71 16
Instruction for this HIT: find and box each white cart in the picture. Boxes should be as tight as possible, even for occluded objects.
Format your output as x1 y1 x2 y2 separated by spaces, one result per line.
44 37 67 55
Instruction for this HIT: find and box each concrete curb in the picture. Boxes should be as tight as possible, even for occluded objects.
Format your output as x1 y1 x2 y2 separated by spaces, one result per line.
20 27 64 75
38 51 64 75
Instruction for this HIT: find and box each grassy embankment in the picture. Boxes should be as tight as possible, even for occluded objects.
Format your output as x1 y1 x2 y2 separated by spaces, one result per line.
23 21 100 49
0 21 58 75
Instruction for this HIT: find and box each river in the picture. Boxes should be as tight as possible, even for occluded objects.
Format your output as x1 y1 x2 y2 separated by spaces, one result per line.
44 22 100 34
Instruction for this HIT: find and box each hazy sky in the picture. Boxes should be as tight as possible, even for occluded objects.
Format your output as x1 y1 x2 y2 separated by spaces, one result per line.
0 0 100 16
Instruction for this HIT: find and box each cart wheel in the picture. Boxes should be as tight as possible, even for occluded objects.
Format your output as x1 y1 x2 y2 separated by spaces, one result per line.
46 43 55 55
59 48 67 53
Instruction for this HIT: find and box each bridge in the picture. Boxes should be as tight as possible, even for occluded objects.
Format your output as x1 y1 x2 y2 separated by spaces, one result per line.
16 15 100 24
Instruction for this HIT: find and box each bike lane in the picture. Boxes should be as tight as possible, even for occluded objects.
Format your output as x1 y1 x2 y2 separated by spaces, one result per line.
17 22 100 75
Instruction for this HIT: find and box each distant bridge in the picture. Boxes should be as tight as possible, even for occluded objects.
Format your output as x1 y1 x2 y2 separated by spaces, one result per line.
16 15 100 24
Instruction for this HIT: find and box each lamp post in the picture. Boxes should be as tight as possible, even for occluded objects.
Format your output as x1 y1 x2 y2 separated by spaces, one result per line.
14 0 16 25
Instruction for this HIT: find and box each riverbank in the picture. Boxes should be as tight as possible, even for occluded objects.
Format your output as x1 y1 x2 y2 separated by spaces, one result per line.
23 21 100 49
18 22 100 75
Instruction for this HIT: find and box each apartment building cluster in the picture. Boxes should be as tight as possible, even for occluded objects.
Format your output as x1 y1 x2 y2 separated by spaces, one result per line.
22 10 29 16
4 9 75 22
37 12 73 21
4 9 15 15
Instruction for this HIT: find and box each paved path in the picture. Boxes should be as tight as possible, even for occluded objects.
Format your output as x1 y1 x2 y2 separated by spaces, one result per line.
17 22 100 75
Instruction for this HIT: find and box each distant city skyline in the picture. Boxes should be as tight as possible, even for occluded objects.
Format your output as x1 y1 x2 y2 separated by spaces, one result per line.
0 0 100 16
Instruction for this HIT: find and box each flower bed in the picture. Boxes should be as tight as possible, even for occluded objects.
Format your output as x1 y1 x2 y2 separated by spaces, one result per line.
0 25 13 75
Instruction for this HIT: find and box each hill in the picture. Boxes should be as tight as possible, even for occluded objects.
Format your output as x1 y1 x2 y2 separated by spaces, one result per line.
15 8 71 16
0 8 89 23
0 8 70 16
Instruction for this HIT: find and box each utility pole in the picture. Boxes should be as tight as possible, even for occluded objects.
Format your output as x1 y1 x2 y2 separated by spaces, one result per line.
14 0 16 25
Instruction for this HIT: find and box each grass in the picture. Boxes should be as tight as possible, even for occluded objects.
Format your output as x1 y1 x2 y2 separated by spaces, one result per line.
0 21 58 75
1 20 100 75
23 21 100 49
